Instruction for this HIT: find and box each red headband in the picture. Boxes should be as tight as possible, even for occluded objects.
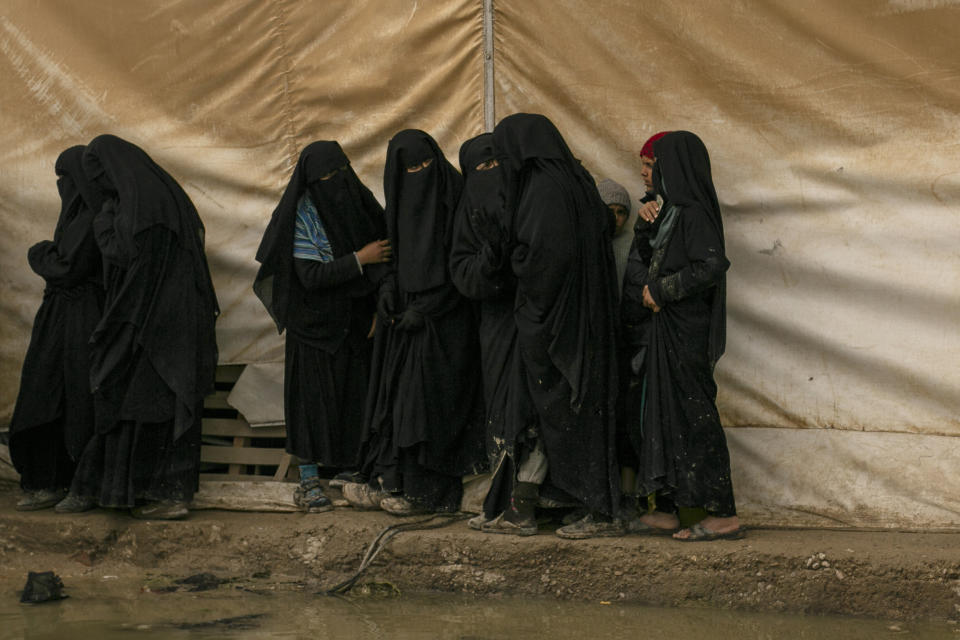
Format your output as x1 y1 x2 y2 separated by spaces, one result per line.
641 131 670 159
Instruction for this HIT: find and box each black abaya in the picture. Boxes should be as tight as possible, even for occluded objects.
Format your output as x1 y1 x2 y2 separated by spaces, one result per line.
9 146 103 491
69 135 218 508
633 131 735 517
492 114 621 517
254 141 386 467
361 130 484 512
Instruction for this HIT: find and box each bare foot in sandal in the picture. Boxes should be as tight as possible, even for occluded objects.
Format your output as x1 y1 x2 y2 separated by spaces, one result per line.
673 515 743 541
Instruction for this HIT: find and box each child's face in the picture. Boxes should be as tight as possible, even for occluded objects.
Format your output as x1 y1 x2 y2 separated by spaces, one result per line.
608 203 628 235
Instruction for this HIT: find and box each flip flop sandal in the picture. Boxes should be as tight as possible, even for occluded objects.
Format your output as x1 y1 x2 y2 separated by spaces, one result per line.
674 522 746 542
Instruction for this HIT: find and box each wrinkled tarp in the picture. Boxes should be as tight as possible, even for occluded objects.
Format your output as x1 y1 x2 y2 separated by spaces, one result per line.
2 0 959 528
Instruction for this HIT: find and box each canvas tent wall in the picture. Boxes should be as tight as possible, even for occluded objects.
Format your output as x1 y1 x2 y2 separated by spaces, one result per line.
1 0 958 530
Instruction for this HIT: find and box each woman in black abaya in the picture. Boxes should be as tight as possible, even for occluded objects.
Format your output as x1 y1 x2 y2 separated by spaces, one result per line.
449 133 538 529
345 130 484 516
9 146 104 510
58 135 219 520
631 131 743 541
254 141 391 510
489 114 621 538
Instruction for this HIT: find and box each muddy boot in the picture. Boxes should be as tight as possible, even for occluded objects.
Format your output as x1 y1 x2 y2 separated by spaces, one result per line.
482 482 538 536
16 488 66 511
294 464 333 513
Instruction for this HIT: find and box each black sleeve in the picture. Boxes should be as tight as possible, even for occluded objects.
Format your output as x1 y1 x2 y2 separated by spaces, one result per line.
405 282 461 319
293 254 363 291
649 205 729 306
450 208 505 300
93 201 132 268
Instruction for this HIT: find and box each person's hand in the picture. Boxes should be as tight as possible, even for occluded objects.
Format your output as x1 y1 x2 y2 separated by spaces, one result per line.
638 200 660 224
470 209 508 248
367 313 377 339
377 285 397 320
395 309 425 332
356 239 392 265
642 284 661 312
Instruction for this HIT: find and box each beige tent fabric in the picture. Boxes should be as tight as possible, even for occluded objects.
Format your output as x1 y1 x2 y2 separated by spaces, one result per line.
2 1 959 528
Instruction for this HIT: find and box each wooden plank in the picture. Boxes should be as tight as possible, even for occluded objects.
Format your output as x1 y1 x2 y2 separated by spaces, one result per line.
273 453 294 481
215 364 245 384
201 445 287 467
203 390 234 411
199 473 283 484
228 436 250 475
201 418 285 439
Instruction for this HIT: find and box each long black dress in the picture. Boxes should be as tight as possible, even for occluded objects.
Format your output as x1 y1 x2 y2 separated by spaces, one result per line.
361 130 485 512
254 141 387 467
633 131 736 517
449 134 537 520
9 146 104 492
492 114 621 517
69 135 219 508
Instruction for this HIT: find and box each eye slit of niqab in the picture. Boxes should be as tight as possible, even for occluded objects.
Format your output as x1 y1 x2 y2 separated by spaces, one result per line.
319 165 348 181
475 159 499 171
405 158 433 173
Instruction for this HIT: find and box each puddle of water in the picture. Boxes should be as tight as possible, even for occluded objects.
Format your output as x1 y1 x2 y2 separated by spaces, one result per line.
0 581 954 639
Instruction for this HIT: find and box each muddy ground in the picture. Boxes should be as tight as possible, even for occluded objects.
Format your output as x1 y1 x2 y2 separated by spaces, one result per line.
0 480 958 623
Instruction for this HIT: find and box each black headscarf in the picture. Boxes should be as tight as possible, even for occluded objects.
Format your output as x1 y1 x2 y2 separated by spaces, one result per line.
652 131 726 365
254 141 385 333
383 129 463 293
82 134 219 439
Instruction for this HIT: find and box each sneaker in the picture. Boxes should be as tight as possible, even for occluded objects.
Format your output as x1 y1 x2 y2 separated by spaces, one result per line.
16 489 66 511
131 500 189 520
294 477 334 513
481 512 538 536
560 507 589 526
328 471 364 489
555 513 624 540
467 513 490 530
54 494 96 514
380 495 431 516
341 482 388 510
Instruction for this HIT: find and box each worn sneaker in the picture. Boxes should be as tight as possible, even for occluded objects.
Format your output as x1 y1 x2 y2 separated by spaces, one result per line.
54 494 96 514
380 495 431 517
294 477 334 513
16 489 66 511
555 513 625 540
481 512 538 537
341 482 389 510
467 513 490 530
131 500 189 520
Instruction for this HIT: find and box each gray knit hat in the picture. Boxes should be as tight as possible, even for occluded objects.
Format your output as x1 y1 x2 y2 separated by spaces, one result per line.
597 178 630 210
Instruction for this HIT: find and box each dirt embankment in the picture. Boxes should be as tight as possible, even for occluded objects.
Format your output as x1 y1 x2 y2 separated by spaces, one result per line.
0 483 957 622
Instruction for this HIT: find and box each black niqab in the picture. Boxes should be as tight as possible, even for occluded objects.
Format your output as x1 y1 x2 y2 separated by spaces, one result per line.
383 130 462 293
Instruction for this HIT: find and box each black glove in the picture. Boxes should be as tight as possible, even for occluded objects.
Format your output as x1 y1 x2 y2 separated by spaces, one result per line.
377 281 398 320
395 309 425 333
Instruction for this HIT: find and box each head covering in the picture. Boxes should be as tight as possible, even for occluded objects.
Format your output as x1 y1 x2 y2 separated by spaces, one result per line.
383 129 463 293
597 178 630 210
640 131 670 160
254 141 386 333
457 133 504 220
652 130 726 365
82 134 219 439
53 146 103 242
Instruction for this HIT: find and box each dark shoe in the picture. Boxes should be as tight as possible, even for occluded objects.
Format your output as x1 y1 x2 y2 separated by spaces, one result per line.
672 522 746 542
328 471 364 489
131 500 189 520
16 489 66 511
380 495 431 517
555 513 625 540
341 482 388 510
54 495 96 514
481 512 538 536
561 507 589 526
